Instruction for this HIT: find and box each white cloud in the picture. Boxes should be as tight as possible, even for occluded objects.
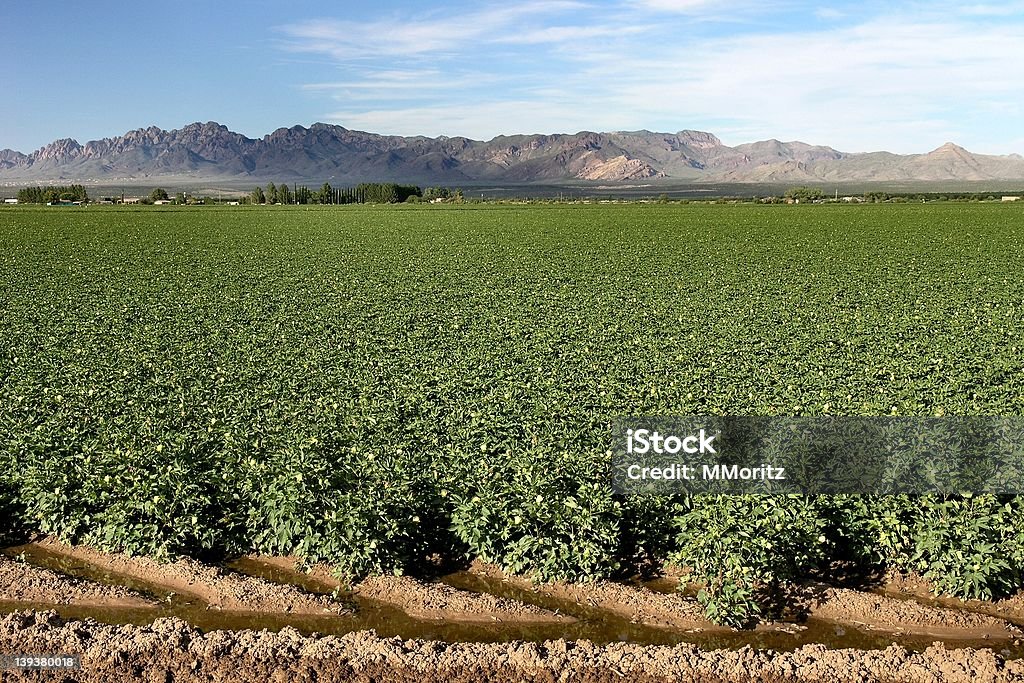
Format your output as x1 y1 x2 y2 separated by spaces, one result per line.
282 3 1024 154
955 3 1024 16
634 0 727 11
559 16 1024 152
324 101 612 140
302 70 444 91
629 0 775 20
493 24 648 44
278 2 587 60
814 7 845 19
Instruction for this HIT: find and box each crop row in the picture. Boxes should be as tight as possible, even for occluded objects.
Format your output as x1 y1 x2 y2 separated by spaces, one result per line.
1 204 1023 625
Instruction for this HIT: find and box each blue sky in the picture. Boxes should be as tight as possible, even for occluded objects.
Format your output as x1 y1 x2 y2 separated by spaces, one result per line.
4 1 1023 154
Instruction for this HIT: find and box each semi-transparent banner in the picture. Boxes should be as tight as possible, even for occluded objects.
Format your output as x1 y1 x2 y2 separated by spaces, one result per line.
611 417 1024 495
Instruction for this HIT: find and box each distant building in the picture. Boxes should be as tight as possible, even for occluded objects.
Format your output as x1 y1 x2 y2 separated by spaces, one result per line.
1002 196 1021 202
153 199 173 205
3 198 17 204
122 197 141 204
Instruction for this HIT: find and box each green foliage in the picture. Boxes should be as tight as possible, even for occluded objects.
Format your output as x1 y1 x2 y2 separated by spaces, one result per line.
784 186 824 202
150 188 169 202
423 186 451 201
17 185 89 204
1 203 1023 624
697 560 760 628
236 444 445 577
617 493 683 576
0 448 23 543
277 182 292 205
451 451 621 582
356 183 421 204
910 495 1023 600
671 495 829 623
858 494 920 568
318 183 332 205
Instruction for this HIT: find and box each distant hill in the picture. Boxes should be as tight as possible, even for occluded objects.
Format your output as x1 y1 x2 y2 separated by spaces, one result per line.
2 122 1024 185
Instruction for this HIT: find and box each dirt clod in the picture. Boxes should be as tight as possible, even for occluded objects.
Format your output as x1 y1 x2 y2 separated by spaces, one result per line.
2 610 1022 683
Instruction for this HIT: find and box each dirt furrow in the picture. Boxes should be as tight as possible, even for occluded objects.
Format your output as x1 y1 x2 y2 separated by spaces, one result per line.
809 585 1018 639
245 555 574 623
885 571 1024 625
469 561 716 631
0 555 154 609
3 610 1023 683
31 539 345 615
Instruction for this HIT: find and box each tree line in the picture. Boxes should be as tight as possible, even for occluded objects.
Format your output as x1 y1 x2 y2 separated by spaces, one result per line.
246 182 461 205
16 185 90 204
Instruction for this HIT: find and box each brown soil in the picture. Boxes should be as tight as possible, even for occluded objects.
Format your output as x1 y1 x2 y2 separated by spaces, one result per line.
33 539 345 615
470 561 715 631
885 570 935 598
245 556 574 624
3 610 1023 683
809 585 1018 639
884 571 1024 625
356 576 576 624
0 555 153 609
660 562 689 579
995 595 1024 622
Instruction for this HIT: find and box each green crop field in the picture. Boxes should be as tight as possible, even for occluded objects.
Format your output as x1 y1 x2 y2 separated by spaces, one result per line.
2 203 1023 627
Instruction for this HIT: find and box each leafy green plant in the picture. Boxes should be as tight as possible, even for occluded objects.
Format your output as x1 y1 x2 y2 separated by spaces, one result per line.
451 449 621 582
2 203 1023 614
671 495 830 625
910 495 1021 600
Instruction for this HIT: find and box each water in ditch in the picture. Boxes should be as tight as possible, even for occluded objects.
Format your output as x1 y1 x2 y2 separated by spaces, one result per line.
2 543 1022 659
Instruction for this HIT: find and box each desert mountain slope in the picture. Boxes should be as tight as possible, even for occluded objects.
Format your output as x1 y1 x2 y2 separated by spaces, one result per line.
3 122 1023 184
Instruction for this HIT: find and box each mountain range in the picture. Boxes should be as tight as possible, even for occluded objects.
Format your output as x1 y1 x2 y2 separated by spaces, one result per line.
3 121 1024 185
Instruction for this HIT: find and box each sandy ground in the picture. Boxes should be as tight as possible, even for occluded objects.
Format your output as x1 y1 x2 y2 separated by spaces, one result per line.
470 561 715 631
808 585 1018 639
3 546 1024 681
0 555 153 609
2 610 1022 683
11 540 1023 642
33 539 345 615
469 563 1020 640
245 555 574 623
885 571 1024 625
356 575 575 624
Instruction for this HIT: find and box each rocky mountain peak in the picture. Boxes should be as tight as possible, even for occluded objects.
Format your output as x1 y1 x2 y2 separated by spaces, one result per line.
2 123 1023 184
33 138 83 162
930 142 970 155
676 130 723 148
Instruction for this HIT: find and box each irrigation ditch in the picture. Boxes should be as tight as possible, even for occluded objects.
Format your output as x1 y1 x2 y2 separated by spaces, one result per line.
2 537 1024 681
